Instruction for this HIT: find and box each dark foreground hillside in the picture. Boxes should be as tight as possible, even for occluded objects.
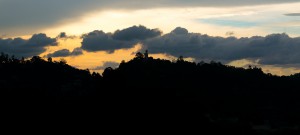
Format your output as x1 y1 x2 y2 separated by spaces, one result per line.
1 52 300 134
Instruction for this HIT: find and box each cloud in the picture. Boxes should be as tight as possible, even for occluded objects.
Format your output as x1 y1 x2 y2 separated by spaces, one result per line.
47 47 83 57
57 32 67 38
284 13 300 16
144 27 300 65
81 25 159 52
1 0 299 35
171 27 189 35
80 25 300 65
92 61 120 70
112 25 162 41
81 30 134 53
226 31 235 36
71 47 84 56
0 33 57 58
57 32 76 39
47 49 70 57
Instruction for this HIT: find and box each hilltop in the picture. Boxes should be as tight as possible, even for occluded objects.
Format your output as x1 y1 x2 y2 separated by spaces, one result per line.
1 52 300 134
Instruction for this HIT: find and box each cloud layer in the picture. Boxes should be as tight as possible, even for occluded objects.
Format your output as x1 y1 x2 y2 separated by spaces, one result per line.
0 33 57 58
81 25 161 53
144 28 300 65
81 26 300 65
1 0 299 35
2 25 300 66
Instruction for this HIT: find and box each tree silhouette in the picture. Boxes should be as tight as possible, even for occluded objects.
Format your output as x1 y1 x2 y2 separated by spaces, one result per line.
0 52 299 134
59 58 67 65
177 55 184 62
135 52 144 59
48 57 53 63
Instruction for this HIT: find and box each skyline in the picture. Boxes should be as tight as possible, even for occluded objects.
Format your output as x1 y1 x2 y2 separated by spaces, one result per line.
1 0 300 75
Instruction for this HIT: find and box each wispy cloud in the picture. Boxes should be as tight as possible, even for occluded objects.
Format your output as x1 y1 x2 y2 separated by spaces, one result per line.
92 61 119 70
1 0 299 35
46 47 83 57
284 13 300 16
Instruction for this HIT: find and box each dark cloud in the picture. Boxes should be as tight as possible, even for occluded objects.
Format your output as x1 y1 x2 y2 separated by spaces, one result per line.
81 25 160 52
80 25 300 65
284 13 300 16
144 28 300 65
57 32 67 38
171 27 189 35
57 32 76 39
81 30 134 53
47 49 70 57
71 47 83 56
226 31 235 36
28 34 57 47
0 33 57 58
92 61 120 70
112 25 162 41
47 47 83 57
1 0 298 35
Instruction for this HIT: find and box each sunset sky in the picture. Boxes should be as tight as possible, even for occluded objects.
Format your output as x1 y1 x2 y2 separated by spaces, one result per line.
1 0 300 75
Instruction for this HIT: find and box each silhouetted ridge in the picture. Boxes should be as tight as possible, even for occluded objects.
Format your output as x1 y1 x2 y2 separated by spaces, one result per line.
1 52 300 134
0 53 102 104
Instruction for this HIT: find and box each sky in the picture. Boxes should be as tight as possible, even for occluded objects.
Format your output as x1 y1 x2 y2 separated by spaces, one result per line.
1 0 300 75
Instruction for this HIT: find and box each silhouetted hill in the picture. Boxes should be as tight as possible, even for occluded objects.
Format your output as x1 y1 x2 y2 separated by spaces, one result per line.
1 52 300 134
0 53 102 104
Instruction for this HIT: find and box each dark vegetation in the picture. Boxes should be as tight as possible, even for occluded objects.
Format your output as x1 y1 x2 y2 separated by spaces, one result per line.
1 52 300 134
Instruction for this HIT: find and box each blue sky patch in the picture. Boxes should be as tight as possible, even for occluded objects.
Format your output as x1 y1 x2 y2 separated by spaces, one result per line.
199 19 258 28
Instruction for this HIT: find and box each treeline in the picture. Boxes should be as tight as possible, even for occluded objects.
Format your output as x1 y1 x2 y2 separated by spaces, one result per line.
1 52 300 134
0 53 101 104
2 52 300 101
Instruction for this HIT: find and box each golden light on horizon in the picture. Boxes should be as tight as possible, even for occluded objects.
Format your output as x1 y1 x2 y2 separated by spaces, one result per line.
2 2 300 76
